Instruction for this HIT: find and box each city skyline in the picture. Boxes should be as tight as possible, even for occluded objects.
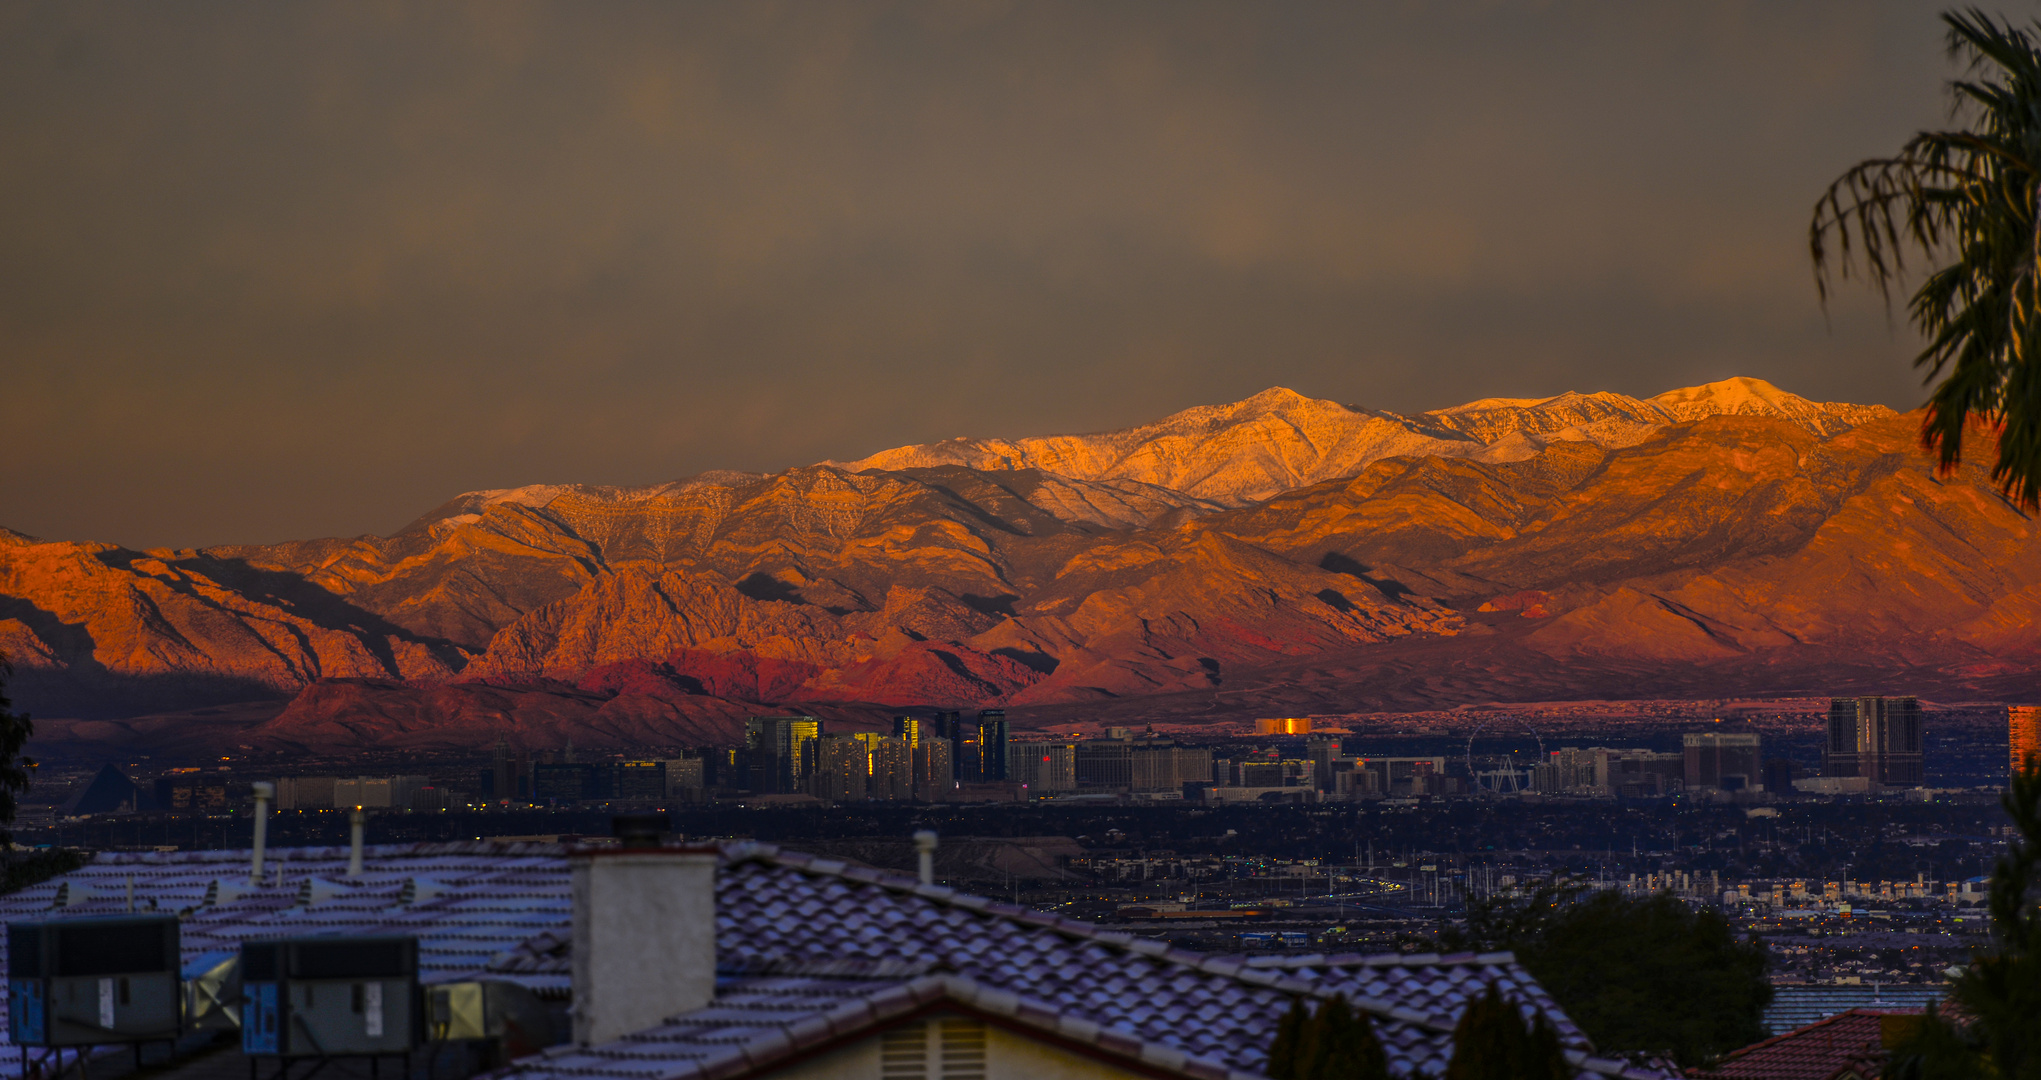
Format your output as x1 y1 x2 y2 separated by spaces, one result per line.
9 8 2041 1078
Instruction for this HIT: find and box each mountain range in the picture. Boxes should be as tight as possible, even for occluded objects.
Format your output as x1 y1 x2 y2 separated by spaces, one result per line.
7 376 2036 756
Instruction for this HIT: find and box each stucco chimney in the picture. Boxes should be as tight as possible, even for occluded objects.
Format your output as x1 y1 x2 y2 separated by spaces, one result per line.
571 815 717 1045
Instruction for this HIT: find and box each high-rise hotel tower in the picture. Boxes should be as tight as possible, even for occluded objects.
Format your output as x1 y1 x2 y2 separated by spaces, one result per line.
2011 705 2041 776
1822 696 1923 787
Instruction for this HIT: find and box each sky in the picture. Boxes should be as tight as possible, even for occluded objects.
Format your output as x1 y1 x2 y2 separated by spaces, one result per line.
0 1 1968 549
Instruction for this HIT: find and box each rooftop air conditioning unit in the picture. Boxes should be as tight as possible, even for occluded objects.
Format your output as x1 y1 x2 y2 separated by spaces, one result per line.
241 936 419 1058
425 980 562 1062
6 915 182 1047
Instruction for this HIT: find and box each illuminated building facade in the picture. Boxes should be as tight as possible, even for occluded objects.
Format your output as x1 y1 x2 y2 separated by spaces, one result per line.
913 737 953 800
616 761 667 801
814 735 870 802
662 757 705 801
1823 697 1923 786
2012 706 2041 775
1008 742 1077 792
746 715 822 794
1683 732 1764 792
892 714 927 748
856 732 914 801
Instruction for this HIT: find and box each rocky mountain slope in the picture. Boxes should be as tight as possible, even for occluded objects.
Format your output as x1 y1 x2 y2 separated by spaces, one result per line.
11 376 2027 756
839 377 1891 504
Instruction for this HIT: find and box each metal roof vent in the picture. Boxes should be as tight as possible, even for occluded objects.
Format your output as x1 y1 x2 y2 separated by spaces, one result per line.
295 877 345 907
399 877 447 905
205 878 254 907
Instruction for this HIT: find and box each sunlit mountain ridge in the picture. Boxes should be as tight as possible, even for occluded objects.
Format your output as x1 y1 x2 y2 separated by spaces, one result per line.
837 377 1892 505
12 377 2021 757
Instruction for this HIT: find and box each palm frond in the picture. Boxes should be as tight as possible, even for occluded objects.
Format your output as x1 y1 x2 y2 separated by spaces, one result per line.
1811 8 2041 508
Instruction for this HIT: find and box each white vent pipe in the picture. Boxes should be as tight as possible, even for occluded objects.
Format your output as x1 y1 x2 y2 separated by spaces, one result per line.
914 830 938 886
347 806 366 877
250 782 274 885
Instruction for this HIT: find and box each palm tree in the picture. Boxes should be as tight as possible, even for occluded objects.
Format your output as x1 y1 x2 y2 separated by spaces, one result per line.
0 649 33 831
1811 9 2041 508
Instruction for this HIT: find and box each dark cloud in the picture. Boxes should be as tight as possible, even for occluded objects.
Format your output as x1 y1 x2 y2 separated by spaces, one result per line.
0 1 1956 547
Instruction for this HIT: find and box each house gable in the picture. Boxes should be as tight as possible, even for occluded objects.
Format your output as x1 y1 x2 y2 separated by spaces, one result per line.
767 1012 1150 1080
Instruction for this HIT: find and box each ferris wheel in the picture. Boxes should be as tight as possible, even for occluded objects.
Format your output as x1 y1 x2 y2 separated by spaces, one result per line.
1464 717 1546 794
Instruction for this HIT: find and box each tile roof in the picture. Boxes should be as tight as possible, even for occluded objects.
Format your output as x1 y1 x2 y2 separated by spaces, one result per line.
1689 1009 1917 1080
1761 987 1943 1035
503 843 1668 1080
0 842 572 991
514 966 1270 1080
0 842 574 1079
508 961 1658 1080
0 841 1676 1080
1241 951 1596 1053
